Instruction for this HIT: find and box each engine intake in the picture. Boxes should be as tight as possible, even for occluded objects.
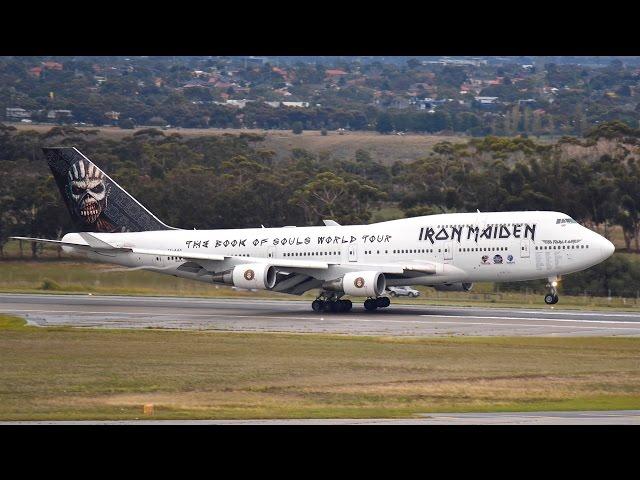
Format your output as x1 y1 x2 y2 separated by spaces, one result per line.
433 282 473 292
323 271 386 297
211 264 277 290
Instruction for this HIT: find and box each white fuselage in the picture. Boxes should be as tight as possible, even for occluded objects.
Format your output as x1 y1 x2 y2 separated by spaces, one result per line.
62 211 614 293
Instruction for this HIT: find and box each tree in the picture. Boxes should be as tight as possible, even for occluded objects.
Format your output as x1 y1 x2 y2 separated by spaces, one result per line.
290 171 385 225
406 58 420 70
376 113 393 134
292 121 303 134
119 118 136 129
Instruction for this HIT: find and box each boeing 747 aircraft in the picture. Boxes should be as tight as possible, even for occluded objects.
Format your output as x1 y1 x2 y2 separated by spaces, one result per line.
12 147 615 312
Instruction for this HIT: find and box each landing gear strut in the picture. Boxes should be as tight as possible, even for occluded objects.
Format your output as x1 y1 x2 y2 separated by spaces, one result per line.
312 293 352 313
364 296 391 311
544 277 559 305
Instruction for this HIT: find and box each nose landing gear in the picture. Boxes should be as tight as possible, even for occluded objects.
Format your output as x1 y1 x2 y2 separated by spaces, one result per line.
544 293 559 305
544 277 560 304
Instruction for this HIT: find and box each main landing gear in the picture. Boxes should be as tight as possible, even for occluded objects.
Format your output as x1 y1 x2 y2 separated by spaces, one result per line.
311 293 391 312
364 296 391 311
312 293 353 313
544 277 560 305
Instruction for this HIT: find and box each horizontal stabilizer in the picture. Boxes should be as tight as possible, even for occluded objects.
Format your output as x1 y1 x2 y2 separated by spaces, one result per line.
10 236 129 252
323 219 341 226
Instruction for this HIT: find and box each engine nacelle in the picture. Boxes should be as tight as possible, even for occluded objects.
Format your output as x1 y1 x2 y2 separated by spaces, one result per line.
211 264 277 290
323 271 386 297
433 282 473 292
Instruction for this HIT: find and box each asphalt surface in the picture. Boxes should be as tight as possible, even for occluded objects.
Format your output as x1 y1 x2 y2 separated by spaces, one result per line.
3 293 640 336
2 411 639 425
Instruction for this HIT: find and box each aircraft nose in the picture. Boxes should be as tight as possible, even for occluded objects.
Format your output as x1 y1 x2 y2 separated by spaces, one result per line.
597 235 615 260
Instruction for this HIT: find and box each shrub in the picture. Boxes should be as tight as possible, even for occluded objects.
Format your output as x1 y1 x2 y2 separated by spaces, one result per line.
40 278 61 291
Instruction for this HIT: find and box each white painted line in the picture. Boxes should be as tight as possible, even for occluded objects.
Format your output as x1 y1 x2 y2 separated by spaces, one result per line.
420 314 640 325
516 310 640 318
390 319 640 331
0 309 318 322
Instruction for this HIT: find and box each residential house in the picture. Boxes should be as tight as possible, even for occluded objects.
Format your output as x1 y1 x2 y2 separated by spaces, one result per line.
474 96 500 107
28 67 42 78
47 109 73 120
282 101 309 108
5 107 31 119
43 61 63 71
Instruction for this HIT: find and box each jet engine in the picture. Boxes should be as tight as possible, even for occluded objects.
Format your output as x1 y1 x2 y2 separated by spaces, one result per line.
211 264 277 290
433 282 473 292
322 271 386 297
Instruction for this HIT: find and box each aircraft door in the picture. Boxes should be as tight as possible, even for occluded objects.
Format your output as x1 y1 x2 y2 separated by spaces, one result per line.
152 254 165 267
444 241 453 261
348 244 358 262
520 240 530 258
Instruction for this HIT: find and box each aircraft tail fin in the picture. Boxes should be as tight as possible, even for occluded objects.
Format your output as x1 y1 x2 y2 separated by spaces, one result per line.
43 147 174 233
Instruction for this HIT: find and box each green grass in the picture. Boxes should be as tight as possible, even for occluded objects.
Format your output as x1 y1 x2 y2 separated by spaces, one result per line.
1 318 639 420
0 315 27 330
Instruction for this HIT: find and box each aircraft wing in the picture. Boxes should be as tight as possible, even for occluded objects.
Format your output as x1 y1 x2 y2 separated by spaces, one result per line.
11 235 440 275
10 235 326 269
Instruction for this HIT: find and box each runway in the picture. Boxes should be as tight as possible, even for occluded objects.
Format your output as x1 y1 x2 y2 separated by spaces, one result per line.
2 410 639 425
3 293 640 336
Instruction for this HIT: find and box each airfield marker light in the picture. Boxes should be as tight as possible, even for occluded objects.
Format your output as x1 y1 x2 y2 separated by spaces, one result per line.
143 403 154 416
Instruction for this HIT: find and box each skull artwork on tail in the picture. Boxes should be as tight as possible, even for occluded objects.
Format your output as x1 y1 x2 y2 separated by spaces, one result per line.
66 159 110 227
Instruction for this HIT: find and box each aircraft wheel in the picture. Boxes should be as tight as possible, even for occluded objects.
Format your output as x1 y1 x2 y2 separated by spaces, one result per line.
341 299 352 312
328 301 340 313
552 294 559 304
389 291 397 297
312 300 323 312
544 294 556 305
376 297 390 308
364 298 378 311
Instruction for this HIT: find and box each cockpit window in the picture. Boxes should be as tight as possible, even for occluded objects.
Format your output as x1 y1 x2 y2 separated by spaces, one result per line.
556 218 578 224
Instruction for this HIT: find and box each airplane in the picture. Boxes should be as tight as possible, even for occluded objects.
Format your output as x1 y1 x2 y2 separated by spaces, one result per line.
12 147 615 312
